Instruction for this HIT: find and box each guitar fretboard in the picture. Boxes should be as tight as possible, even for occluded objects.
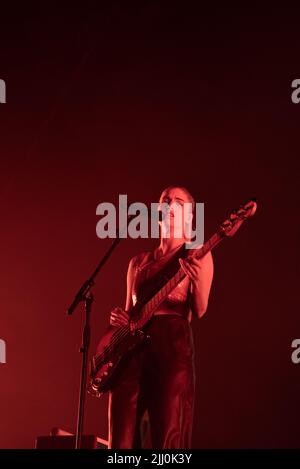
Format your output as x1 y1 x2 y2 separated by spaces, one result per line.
130 231 223 330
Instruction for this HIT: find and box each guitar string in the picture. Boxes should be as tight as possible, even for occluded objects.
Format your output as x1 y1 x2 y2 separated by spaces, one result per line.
93 232 222 369
93 268 185 368
92 207 254 376
93 264 186 366
93 234 220 369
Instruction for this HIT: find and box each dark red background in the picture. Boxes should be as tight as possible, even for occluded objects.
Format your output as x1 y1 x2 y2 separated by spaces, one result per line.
0 4 299 448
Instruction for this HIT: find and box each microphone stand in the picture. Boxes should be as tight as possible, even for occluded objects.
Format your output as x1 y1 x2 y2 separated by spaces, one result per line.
67 233 126 449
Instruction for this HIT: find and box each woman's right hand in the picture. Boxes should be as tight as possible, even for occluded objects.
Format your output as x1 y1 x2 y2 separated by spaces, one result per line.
109 307 130 327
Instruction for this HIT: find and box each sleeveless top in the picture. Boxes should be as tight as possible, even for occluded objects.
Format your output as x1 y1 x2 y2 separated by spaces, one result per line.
131 244 192 321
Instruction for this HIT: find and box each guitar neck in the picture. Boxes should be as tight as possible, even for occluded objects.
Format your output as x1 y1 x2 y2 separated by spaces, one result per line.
131 231 224 330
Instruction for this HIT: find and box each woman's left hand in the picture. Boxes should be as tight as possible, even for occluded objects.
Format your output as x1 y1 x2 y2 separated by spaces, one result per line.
179 256 203 287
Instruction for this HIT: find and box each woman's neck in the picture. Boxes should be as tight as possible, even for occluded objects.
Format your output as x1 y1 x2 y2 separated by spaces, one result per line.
158 237 185 256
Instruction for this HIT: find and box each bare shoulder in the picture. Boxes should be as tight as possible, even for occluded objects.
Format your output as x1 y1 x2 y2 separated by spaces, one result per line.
202 250 213 266
128 250 152 270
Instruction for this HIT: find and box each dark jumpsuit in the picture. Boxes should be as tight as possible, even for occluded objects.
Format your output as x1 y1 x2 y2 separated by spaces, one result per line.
108 245 196 449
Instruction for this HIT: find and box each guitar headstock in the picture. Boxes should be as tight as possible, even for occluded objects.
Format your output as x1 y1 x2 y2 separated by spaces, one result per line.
220 199 257 238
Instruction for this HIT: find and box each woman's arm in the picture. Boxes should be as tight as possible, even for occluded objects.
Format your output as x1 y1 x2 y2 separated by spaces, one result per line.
125 257 136 311
110 256 136 327
179 252 214 319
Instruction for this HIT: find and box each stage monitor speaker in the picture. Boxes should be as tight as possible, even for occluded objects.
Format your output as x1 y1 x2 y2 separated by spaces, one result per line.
35 428 108 449
35 435 100 449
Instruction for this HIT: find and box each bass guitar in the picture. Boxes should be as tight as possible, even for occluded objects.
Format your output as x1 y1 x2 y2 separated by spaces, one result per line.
88 198 257 398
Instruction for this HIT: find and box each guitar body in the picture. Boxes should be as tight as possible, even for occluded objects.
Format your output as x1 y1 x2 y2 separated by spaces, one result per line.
88 324 146 397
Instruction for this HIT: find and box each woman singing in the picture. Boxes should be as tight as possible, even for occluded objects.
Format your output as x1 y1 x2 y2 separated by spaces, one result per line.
108 185 214 449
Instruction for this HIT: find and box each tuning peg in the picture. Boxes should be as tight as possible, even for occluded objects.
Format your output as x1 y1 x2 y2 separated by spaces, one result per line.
236 208 246 219
221 221 231 228
241 197 258 207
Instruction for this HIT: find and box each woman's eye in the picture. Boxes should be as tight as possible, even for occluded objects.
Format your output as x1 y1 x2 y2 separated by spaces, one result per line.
174 201 183 208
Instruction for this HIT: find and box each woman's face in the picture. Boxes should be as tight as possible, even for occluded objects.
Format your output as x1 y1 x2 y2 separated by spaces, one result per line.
158 187 193 240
